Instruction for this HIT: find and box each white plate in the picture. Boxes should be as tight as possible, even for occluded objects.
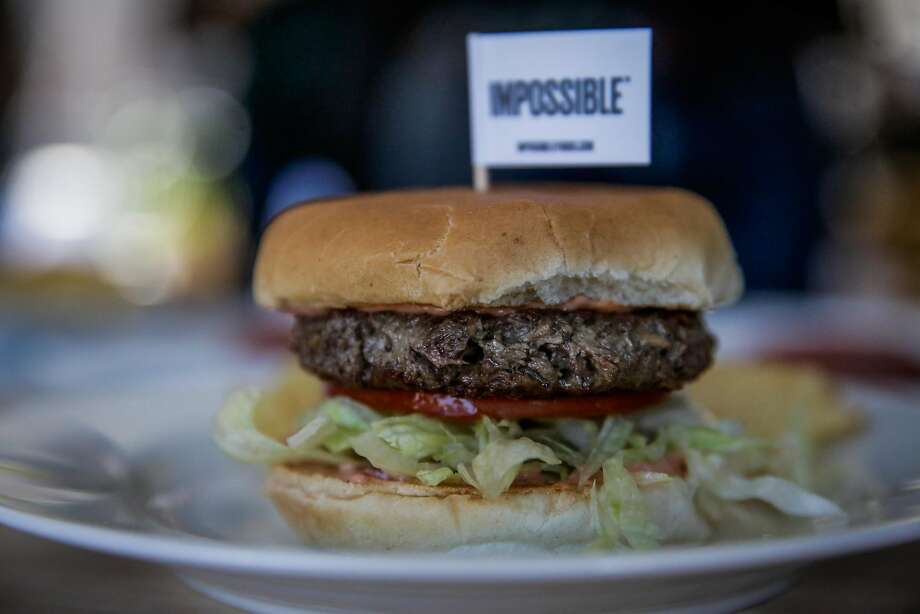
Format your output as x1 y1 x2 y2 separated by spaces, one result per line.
1 368 919 614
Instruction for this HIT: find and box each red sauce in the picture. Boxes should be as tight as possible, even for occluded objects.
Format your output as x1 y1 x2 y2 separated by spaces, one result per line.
628 452 688 477
327 385 668 421
762 345 920 382
295 295 635 317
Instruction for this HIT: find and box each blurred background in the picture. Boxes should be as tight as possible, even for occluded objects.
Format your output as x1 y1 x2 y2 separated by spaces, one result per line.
2 0 920 399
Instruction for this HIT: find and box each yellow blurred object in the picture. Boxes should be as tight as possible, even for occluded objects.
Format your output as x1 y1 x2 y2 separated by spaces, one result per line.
94 176 247 305
0 267 132 322
0 267 120 299
819 153 920 298
687 362 862 445
253 362 325 441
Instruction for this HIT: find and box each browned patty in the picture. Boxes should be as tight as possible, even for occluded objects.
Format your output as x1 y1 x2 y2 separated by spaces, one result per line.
291 308 714 399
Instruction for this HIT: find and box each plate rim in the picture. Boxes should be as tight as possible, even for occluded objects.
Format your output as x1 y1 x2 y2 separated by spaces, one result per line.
1 501 919 581
1 364 919 583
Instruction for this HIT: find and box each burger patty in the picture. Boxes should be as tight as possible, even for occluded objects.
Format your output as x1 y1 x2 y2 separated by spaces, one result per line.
291 308 714 398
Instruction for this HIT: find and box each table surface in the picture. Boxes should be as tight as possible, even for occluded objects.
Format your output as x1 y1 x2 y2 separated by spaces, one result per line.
1 526 918 614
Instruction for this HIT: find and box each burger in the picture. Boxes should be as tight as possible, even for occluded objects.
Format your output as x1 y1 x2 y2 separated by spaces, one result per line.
214 185 842 551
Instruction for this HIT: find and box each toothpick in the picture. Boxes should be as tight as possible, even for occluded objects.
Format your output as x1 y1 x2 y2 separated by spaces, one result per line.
473 165 490 192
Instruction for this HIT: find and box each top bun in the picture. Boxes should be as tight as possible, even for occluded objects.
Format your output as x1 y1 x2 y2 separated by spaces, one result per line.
254 185 743 312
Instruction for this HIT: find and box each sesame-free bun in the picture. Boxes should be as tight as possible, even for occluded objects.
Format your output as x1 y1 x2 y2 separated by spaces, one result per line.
254 185 743 312
266 464 710 551
267 465 593 551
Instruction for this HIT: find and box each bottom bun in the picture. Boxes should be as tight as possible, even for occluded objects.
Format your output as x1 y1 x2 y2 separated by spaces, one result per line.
266 464 712 551
266 464 595 551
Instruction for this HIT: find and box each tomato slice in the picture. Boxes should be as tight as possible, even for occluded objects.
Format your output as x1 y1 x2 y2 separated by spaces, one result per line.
326 385 668 421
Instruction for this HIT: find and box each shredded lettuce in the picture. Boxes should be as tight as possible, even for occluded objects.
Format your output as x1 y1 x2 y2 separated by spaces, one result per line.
553 418 599 452
667 424 768 454
350 430 422 476
213 390 346 465
435 440 477 468
687 450 843 517
372 415 454 460
322 430 357 454
641 477 711 543
577 417 633 486
321 396 381 430
591 453 661 549
622 431 667 465
416 467 455 486
286 413 336 449
528 429 585 468
214 387 847 549
457 418 561 498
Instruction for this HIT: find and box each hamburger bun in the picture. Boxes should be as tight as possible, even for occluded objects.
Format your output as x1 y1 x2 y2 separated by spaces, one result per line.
266 464 710 551
254 185 743 313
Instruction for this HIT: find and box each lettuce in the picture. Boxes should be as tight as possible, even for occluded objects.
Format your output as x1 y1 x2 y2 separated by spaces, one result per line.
344 414 474 479
213 390 346 465
322 430 358 453
416 467 455 486
435 440 477 468
577 417 633 485
618 422 768 473
286 413 336 448
591 453 661 549
372 415 454 460
457 418 561 498
350 430 421 476
717 475 843 517
286 397 379 454
641 477 711 543
321 396 381 430
552 418 599 452
215 387 847 548
687 450 843 517
528 430 585 468
667 424 767 454
622 431 667 465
